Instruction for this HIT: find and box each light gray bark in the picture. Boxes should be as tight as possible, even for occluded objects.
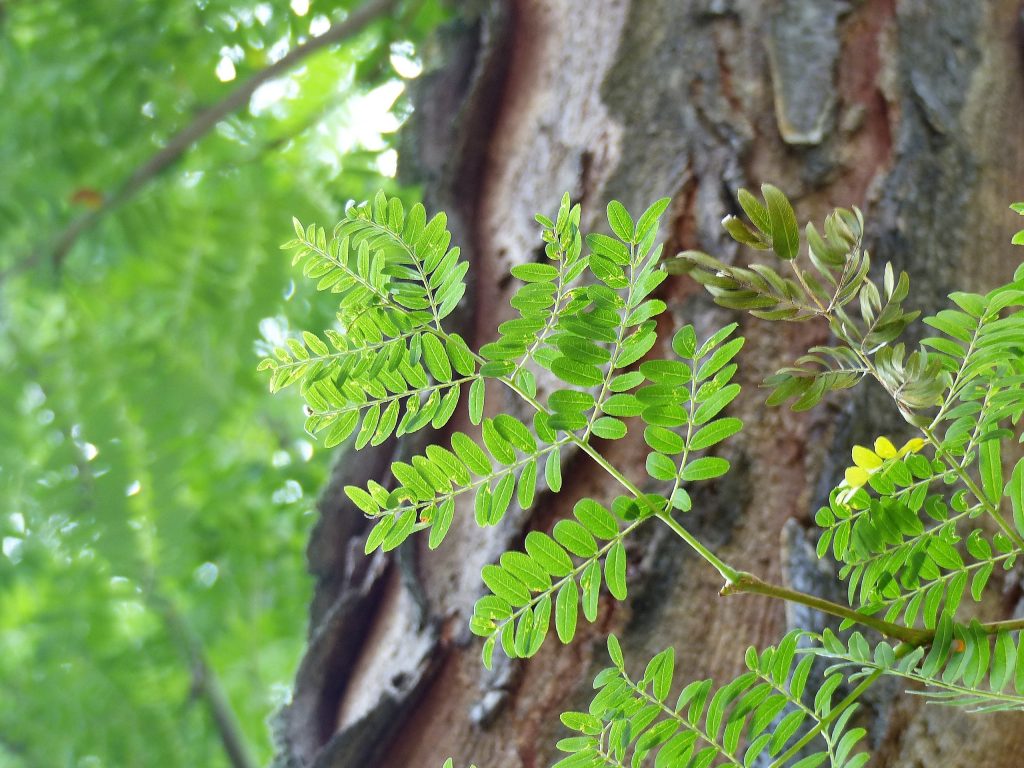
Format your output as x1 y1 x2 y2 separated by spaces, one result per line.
275 2 1024 766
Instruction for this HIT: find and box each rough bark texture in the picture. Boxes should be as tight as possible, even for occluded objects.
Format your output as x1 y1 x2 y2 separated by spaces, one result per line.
274 1 1024 766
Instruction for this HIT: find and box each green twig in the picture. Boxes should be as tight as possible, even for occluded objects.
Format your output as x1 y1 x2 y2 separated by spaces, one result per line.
721 574 931 646
768 666 884 768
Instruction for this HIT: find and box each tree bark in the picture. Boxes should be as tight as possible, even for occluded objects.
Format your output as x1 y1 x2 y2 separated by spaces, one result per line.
274 1 1024 766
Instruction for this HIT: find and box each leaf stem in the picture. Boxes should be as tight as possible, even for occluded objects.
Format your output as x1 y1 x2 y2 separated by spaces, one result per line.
496 374 742 584
653 508 741 584
582 241 637 443
790 261 827 313
720 574 931 645
975 617 1024 635
768 666 883 768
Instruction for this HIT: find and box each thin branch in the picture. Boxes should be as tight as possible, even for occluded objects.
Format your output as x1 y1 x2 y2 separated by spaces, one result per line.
151 593 258 768
204 91 354 174
976 617 1024 635
1 0 400 283
721 573 932 646
768 666 885 768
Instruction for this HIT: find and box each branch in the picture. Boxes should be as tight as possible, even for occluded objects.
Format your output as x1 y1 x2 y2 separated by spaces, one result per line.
720 573 932 645
768 666 885 768
1 0 400 282
153 593 258 768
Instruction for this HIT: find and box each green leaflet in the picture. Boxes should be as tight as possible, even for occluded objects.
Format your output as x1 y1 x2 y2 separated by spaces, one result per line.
679 457 730 482
1011 458 1024 537
762 183 800 261
604 540 627 600
646 452 677 481
573 499 619 539
606 200 635 242
980 439 1003 504
510 263 559 282
689 417 743 450
555 579 579 644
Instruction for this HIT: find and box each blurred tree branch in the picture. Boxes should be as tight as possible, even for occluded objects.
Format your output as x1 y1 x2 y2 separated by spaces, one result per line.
0 0 400 284
207 91 354 175
150 591 259 768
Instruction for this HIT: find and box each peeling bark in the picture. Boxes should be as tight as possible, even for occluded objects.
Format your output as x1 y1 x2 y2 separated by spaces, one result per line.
275 1 1024 766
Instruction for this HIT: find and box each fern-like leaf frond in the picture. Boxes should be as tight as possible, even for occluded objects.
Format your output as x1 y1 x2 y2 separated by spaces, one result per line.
816 621 1024 713
555 632 869 768
354 413 568 553
260 192 475 447
922 279 1024 451
338 190 468 325
666 186 934 420
763 344 868 412
470 497 645 668
482 193 589 388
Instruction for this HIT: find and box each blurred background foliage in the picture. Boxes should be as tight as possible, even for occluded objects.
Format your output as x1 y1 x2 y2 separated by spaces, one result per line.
0 1 445 764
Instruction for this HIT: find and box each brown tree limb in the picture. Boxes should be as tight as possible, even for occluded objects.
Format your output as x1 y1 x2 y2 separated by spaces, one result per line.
0 0 399 283
152 592 259 768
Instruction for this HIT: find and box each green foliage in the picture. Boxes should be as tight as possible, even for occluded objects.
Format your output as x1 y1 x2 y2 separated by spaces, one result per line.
921 283 1024 446
260 191 474 449
1013 202 1024 245
671 185 1024 643
688 187 1024 710
273 185 1024 767
271 192 756 674
815 620 1024 713
555 633 867 768
667 186 936 415
0 2 447 766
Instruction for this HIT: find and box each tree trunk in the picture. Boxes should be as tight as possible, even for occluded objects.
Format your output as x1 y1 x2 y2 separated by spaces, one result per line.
273 1 1024 766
